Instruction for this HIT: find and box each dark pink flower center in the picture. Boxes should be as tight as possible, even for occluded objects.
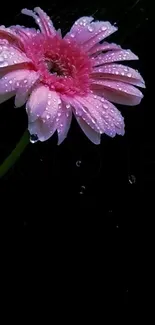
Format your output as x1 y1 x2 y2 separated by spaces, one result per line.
24 34 92 96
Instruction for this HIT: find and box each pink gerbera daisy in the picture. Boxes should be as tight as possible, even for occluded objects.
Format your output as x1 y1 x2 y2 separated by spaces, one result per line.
0 7 145 145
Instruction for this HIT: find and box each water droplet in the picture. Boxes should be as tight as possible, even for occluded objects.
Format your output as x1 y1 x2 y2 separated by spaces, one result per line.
101 26 107 31
58 112 61 117
76 160 82 167
79 185 86 195
70 33 75 38
16 82 19 87
24 79 28 84
9 80 13 84
47 100 51 105
66 104 70 109
88 25 94 32
46 114 50 120
116 224 119 229
103 103 108 109
128 174 136 184
30 134 38 144
0 60 8 67
127 73 132 78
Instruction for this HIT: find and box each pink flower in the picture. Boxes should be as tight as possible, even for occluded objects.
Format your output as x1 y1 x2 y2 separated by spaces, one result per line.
0 7 145 144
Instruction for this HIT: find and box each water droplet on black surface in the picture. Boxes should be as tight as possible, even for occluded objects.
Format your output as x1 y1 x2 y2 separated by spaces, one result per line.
128 174 136 185
30 134 38 144
79 185 86 195
76 160 82 167
116 224 119 229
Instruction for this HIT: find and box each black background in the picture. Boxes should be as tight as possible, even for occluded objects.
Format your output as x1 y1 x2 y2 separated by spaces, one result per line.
0 0 152 307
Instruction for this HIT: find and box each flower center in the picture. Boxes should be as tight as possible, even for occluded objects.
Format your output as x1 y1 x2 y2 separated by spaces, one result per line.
24 34 92 96
46 60 65 76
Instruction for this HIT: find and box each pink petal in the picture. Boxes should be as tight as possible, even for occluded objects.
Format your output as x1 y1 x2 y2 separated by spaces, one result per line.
64 17 94 43
76 94 124 136
0 69 39 104
0 44 32 72
27 86 61 122
91 80 143 105
92 49 138 67
21 7 56 36
65 18 117 50
91 64 145 88
28 118 57 142
0 26 23 48
89 42 121 56
82 23 117 52
10 26 39 43
15 71 39 107
56 102 72 145
67 93 124 139
76 117 101 144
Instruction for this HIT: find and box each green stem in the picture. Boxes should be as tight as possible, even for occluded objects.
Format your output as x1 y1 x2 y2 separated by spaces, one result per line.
0 129 30 178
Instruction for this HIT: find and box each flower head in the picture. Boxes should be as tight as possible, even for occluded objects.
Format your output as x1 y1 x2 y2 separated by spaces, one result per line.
0 8 145 144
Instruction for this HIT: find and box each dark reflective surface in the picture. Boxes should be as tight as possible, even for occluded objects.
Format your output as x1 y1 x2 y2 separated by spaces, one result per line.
0 0 151 306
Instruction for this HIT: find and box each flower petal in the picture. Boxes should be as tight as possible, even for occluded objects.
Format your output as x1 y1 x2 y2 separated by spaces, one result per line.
92 49 138 67
65 17 117 50
0 69 39 104
0 44 32 72
21 7 56 36
56 103 72 145
91 64 145 88
91 80 143 105
0 26 23 48
64 17 94 43
66 93 124 139
89 42 121 56
28 118 57 142
76 117 101 144
27 85 61 122
82 23 117 52
15 71 39 107
75 94 125 136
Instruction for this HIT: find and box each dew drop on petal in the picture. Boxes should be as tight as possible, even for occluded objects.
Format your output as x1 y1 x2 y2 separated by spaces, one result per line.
87 25 94 32
0 60 8 67
30 134 39 144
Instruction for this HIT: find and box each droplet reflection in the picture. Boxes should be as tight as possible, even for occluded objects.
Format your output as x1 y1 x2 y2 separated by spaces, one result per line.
30 134 38 144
